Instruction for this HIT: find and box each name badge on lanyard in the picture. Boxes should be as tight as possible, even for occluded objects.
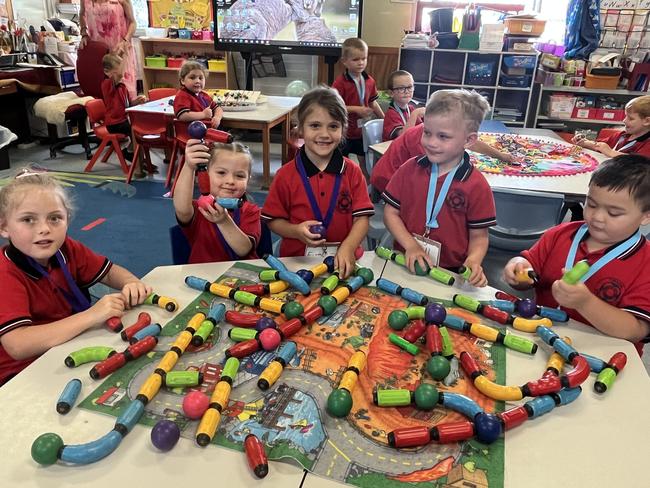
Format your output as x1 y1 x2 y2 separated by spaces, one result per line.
393 104 410 126
564 223 641 283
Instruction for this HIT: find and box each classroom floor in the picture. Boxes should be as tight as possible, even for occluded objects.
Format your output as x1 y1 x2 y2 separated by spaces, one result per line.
3 137 649 375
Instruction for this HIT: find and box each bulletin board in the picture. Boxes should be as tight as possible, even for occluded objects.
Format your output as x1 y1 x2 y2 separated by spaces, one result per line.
148 0 212 30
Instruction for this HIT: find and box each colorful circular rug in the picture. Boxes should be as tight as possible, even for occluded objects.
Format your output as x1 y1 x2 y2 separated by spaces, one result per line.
470 133 600 176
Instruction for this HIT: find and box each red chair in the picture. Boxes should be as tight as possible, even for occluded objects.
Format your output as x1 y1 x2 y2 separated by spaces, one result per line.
148 87 177 101
597 127 621 142
126 111 170 184
83 99 130 175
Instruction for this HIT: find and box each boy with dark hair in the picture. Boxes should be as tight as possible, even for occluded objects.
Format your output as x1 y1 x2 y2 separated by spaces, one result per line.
383 89 496 287
504 154 650 354
332 37 384 179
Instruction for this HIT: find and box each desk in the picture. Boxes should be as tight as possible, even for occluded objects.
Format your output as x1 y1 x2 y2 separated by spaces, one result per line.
127 95 301 189
2 254 649 487
370 129 607 198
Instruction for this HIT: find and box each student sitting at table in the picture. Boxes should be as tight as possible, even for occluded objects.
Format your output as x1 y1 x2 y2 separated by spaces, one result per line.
382 70 425 142
382 89 496 287
370 110 515 195
503 154 650 355
572 95 650 158
173 60 224 129
175 140 261 264
101 53 147 163
261 86 374 279
0 170 151 387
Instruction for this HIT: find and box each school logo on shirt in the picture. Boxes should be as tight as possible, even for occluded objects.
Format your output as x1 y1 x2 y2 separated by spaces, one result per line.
337 190 352 214
595 278 623 304
447 189 467 212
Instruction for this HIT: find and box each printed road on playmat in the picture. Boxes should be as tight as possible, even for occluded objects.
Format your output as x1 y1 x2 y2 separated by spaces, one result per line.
471 133 599 177
79 262 506 488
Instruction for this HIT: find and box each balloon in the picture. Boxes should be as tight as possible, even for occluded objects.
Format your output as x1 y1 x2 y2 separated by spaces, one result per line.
285 80 310 97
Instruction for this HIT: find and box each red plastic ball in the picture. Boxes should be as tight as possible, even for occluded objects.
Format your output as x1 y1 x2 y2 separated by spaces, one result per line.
354 246 364 260
182 391 210 419
258 328 281 351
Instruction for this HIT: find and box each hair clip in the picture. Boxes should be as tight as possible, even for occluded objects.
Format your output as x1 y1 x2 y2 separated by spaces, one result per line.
15 169 43 179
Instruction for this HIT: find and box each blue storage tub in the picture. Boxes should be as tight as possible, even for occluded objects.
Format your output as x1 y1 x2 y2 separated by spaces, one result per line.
499 73 532 87
502 55 537 69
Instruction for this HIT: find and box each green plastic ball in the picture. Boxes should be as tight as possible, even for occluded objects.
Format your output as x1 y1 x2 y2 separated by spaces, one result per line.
31 433 64 466
283 301 304 319
414 261 430 276
414 383 439 410
355 267 374 285
427 355 451 381
327 388 353 418
318 295 338 316
388 310 409 330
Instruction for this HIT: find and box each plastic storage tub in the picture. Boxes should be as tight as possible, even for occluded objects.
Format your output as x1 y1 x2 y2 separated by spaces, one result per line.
504 18 546 37
585 72 620 89
167 57 186 68
208 59 227 72
499 73 532 87
503 55 537 69
145 55 167 68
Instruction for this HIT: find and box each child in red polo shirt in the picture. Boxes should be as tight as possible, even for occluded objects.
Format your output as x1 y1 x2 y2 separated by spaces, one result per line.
0 170 152 386
504 155 650 354
382 70 425 142
262 86 374 279
332 38 384 180
572 95 650 158
101 54 147 162
174 141 260 264
173 61 224 129
383 89 496 287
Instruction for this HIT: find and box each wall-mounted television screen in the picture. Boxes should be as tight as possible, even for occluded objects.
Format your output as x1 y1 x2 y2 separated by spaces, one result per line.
213 0 364 56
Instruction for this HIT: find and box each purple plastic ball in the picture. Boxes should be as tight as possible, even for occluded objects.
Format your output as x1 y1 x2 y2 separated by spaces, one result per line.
188 120 208 140
255 316 277 332
425 303 446 325
296 269 314 284
516 298 537 318
323 256 335 272
151 419 181 451
309 224 327 239
474 412 502 445
259 328 281 351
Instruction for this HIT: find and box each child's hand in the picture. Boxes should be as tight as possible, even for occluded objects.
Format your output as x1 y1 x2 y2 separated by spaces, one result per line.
133 95 147 105
404 244 433 274
496 152 516 164
462 258 487 287
121 281 153 309
592 141 613 156
88 293 125 323
551 276 592 310
185 139 211 170
203 107 213 119
357 106 374 118
198 201 230 224
296 220 327 246
571 134 594 150
503 257 534 287
412 107 425 120
211 106 224 128
335 244 357 279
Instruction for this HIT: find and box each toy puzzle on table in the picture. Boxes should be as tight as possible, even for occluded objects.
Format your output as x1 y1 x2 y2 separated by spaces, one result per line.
470 133 599 177
78 262 506 488
209 89 261 110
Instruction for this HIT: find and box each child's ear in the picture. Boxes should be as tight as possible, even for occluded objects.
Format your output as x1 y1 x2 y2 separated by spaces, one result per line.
641 211 650 227
0 221 9 239
465 132 478 147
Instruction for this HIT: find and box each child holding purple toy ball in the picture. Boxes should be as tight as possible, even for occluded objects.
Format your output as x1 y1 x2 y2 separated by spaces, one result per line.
261 86 374 278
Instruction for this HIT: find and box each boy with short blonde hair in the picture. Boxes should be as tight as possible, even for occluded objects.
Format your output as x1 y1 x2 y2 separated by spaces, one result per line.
383 89 496 287
332 37 384 179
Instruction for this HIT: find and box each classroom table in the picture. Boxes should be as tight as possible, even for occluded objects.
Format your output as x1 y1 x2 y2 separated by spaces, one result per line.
370 128 608 198
2 254 649 487
127 95 301 189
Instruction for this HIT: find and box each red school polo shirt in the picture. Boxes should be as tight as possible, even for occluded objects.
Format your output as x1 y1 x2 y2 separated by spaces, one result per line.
332 70 379 140
370 124 424 194
0 238 112 384
522 221 650 354
261 147 375 257
599 129 650 158
101 78 130 126
173 87 219 119
382 152 496 269
382 101 422 142
178 198 261 264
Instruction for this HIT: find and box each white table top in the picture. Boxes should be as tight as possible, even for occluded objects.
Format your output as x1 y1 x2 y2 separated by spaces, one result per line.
2 254 649 487
126 95 300 124
370 129 607 198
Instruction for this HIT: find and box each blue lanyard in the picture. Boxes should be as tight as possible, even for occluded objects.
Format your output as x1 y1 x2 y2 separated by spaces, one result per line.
614 133 637 152
564 223 641 283
195 91 209 109
27 251 91 314
296 152 342 233
392 103 410 126
213 208 241 261
426 161 461 230
352 74 366 106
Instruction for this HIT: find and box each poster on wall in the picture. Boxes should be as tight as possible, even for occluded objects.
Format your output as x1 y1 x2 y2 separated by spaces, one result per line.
148 0 212 29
